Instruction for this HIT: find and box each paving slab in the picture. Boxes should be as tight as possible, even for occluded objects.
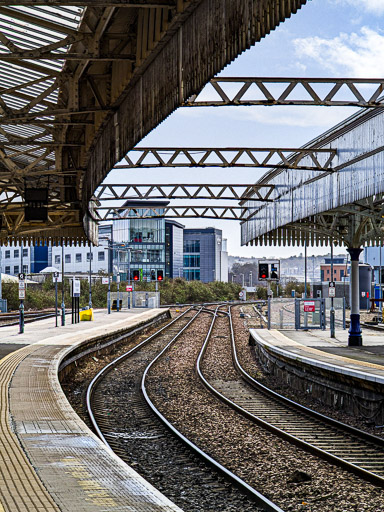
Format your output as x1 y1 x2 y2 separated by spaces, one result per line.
250 328 384 385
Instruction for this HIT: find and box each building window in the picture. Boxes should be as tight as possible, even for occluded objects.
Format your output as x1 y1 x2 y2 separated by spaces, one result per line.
86 252 93 261
65 254 71 263
23 248 28 257
5 266 10 274
22 265 28 274
98 251 105 261
184 240 200 253
14 249 19 258
148 249 161 262
14 266 19 274
76 253 82 263
55 255 60 265
340 270 344 278
184 255 200 268
183 269 200 281
327 269 330 274
5 250 10 259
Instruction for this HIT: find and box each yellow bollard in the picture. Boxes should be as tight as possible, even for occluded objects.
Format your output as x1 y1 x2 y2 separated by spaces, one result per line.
79 308 94 321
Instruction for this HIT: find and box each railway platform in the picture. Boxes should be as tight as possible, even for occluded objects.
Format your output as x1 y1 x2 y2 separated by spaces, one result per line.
0 308 182 512
250 328 384 424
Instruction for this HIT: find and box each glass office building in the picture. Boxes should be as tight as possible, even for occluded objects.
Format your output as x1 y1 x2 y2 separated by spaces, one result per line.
183 228 228 283
112 201 167 281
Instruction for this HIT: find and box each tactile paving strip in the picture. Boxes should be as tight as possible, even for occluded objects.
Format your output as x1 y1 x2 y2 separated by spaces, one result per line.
0 345 59 512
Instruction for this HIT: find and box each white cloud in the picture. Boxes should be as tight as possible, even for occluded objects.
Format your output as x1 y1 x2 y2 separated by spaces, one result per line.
238 106 354 129
338 0 384 15
177 105 356 130
293 27 384 77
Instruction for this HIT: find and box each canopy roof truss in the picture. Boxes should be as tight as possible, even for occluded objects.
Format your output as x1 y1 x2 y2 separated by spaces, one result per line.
241 109 384 249
0 0 310 244
185 77 384 107
94 183 276 202
114 147 337 171
95 205 249 221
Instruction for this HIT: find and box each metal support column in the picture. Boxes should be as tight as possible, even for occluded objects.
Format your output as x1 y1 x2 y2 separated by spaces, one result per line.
378 240 383 314
347 247 363 346
330 242 335 338
304 241 307 298
117 250 120 312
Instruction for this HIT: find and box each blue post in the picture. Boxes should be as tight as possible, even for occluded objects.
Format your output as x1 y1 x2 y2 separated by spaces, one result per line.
347 247 363 346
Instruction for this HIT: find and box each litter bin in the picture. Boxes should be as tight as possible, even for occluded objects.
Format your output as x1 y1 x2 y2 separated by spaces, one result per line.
79 308 94 321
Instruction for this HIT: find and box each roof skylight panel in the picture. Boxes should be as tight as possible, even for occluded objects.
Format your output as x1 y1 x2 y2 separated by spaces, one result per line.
1 94 28 109
0 61 47 82
0 21 59 48
10 5 83 31
1 125 45 138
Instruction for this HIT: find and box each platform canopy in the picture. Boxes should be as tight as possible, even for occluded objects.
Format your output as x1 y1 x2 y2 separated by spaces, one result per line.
0 0 308 246
241 108 384 249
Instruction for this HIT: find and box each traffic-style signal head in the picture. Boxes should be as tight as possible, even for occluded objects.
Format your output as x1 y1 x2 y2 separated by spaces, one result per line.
258 263 269 280
157 270 164 281
150 269 156 281
133 270 140 281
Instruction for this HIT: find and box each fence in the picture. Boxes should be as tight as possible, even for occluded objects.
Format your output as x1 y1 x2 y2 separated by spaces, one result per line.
324 298 346 329
267 298 296 329
267 297 346 330
110 291 160 309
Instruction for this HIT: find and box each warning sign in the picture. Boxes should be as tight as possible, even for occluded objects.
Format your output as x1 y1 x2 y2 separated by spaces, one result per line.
303 301 315 313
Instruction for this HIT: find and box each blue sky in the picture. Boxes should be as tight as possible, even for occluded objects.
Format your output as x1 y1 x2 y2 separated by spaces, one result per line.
108 0 384 259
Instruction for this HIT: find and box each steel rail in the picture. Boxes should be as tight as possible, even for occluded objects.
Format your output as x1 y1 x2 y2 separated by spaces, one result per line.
141 304 283 512
86 306 195 447
196 304 384 488
0 310 60 326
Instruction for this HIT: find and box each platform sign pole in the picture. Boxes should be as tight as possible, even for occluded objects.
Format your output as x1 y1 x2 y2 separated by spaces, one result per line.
267 297 271 330
107 273 111 314
54 272 58 327
18 273 25 334
61 240 65 326
117 275 120 312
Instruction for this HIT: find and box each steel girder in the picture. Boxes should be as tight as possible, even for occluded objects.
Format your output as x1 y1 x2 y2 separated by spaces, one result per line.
184 78 384 108
95 205 249 221
115 147 337 171
94 183 275 202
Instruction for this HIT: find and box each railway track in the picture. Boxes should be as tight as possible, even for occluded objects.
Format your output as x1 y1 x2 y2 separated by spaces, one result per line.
0 310 58 326
199 305 384 489
86 305 281 512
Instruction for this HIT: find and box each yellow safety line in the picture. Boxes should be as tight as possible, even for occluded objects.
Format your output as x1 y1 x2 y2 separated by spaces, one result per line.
0 344 60 512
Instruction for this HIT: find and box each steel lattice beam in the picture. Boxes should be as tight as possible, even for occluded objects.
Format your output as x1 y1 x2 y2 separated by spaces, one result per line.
184 77 384 107
115 147 337 171
95 205 249 221
94 183 275 202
